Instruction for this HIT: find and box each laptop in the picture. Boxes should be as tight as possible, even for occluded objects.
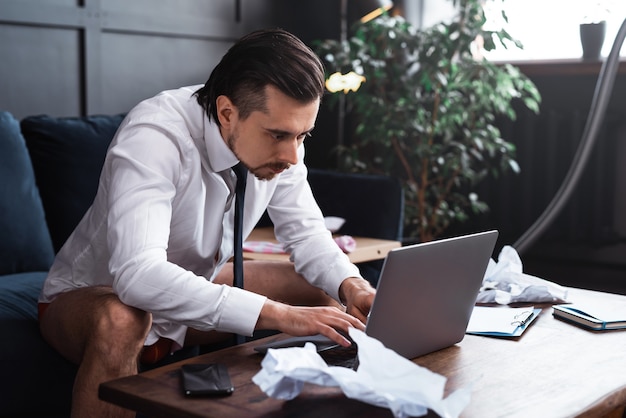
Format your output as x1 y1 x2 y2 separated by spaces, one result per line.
254 230 498 360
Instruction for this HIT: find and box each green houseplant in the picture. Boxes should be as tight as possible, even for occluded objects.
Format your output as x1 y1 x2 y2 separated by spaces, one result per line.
314 0 541 242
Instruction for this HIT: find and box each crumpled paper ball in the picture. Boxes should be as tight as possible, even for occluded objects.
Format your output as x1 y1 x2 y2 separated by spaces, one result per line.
252 328 470 418
477 245 569 305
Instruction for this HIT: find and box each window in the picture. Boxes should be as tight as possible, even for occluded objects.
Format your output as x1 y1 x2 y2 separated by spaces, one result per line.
482 0 626 61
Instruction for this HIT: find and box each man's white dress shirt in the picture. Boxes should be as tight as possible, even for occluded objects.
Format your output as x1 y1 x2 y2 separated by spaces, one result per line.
39 85 361 348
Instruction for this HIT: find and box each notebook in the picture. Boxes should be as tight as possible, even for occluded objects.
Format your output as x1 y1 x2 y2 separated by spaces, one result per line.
552 304 626 331
254 230 499 360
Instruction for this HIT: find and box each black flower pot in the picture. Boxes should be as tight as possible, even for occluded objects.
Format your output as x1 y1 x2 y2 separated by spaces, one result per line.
580 21 606 61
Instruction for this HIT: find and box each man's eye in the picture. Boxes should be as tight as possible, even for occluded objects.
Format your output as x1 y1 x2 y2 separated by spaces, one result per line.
271 132 312 141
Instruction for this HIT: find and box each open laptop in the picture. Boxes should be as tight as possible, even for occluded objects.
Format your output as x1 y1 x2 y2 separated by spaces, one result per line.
254 230 498 360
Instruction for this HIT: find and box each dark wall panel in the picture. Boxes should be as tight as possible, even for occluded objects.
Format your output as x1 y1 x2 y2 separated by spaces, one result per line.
0 0 274 119
100 32 231 114
0 23 81 118
102 0 234 19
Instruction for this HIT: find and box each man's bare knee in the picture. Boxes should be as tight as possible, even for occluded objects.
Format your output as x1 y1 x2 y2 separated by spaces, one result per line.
40 287 145 365
90 298 151 358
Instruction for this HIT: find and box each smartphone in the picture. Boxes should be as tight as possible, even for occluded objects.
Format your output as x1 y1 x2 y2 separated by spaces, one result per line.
180 363 234 397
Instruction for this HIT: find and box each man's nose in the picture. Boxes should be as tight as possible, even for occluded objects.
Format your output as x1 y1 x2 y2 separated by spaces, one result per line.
278 138 300 165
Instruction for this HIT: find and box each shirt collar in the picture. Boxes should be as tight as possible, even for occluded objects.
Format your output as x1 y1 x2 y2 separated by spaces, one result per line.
202 114 239 172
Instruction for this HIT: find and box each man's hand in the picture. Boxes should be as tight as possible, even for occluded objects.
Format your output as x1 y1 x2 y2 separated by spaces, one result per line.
339 276 376 323
256 300 365 347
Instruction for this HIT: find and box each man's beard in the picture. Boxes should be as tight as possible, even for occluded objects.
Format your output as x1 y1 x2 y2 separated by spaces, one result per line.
249 162 291 181
227 133 290 180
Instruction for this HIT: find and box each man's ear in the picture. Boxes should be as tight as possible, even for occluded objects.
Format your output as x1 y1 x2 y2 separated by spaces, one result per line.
216 95 236 128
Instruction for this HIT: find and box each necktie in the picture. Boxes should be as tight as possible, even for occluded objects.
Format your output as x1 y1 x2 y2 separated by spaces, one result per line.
232 162 247 290
232 162 247 345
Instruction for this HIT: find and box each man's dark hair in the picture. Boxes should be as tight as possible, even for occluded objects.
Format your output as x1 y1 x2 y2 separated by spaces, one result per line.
195 28 325 125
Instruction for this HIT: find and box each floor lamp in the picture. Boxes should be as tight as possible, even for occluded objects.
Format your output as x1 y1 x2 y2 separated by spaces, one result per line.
513 17 626 255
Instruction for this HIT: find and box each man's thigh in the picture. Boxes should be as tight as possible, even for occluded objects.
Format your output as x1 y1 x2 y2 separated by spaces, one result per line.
214 260 340 307
185 261 343 346
39 286 122 364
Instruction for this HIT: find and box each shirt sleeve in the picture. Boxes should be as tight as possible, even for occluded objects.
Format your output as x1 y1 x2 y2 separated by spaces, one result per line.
267 152 363 301
104 120 265 336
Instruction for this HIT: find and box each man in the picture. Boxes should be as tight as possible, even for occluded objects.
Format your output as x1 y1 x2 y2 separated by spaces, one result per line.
38 28 376 416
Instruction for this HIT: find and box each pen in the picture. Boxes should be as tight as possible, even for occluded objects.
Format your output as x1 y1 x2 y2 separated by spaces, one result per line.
512 310 534 326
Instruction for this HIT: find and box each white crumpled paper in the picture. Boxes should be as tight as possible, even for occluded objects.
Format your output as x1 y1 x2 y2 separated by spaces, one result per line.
252 328 470 418
477 245 569 305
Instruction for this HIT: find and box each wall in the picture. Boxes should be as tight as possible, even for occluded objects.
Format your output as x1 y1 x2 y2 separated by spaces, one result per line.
0 0 274 119
454 60 626 294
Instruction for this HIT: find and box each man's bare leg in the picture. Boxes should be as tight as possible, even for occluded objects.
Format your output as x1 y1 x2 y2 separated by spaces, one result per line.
186 260 343 346
220 260 341 306
40 286 151 418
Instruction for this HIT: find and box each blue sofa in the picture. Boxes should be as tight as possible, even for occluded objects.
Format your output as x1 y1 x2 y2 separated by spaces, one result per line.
0 110 403 417
0 111 126 417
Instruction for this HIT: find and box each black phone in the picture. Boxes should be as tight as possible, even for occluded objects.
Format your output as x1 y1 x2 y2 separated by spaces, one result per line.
180 363 234 397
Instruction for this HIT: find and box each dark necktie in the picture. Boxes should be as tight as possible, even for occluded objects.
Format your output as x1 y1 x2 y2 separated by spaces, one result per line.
232 163 247 345
232 162 247 291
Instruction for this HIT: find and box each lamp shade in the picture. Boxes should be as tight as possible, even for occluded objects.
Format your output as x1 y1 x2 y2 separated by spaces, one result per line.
348 0 393 23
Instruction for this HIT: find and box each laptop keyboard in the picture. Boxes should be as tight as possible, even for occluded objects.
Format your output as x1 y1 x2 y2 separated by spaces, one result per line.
253 334 359 369
319 343 359 369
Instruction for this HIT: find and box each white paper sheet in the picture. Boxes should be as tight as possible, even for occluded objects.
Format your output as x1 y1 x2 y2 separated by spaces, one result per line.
466 306 540 337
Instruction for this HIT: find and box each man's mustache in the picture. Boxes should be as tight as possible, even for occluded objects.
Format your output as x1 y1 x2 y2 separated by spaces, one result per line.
264 162 290 171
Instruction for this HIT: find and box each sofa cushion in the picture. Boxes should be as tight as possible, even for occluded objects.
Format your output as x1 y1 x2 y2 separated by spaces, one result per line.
0 272 42 321
21 114 125 252
0 272 75 417
0 111 55 275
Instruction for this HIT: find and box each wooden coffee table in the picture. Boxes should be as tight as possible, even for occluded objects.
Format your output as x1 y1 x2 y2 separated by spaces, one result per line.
100 287 626 417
